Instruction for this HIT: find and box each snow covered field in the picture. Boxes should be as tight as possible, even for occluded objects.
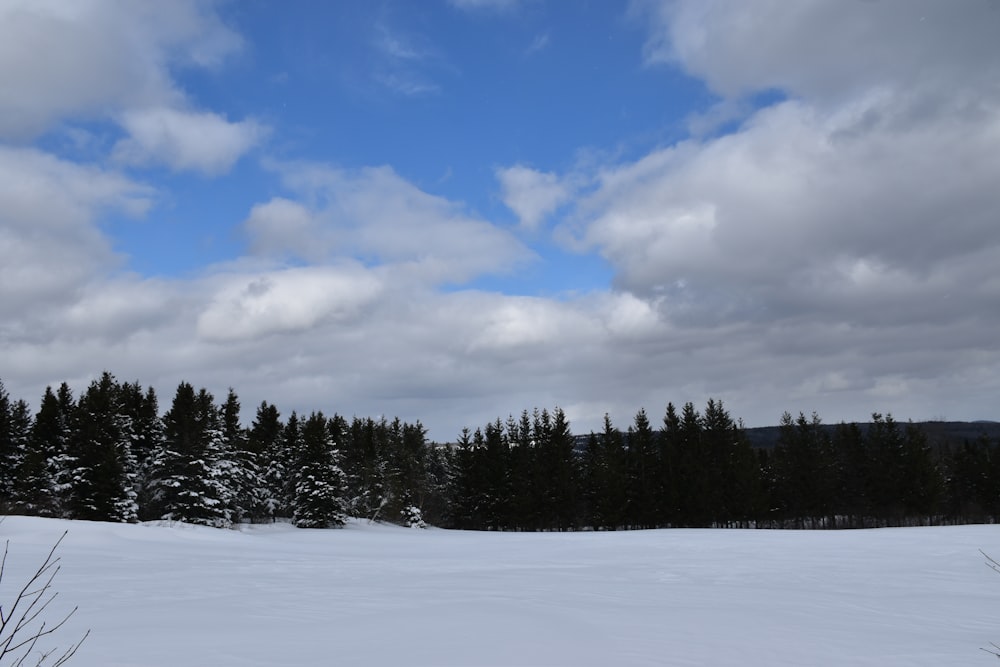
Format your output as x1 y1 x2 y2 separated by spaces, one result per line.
1 516 997 666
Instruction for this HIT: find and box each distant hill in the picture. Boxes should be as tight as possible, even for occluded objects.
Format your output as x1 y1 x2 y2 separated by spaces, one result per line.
570 421 1000 451
744 420 1000 450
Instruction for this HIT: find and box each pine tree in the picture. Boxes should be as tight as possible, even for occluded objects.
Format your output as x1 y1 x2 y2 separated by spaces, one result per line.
146 383 230 527
292 412 347 528
625 408 658 529
656 402 682 527
582 414 627 530
481 419 511 530
13 387 66 516
65 372 138 522
249 401 284 521
117 382 164 519
674 402 705 526
542 407 579 531
216 388 260 524
0 380 19 510
450 428 483 529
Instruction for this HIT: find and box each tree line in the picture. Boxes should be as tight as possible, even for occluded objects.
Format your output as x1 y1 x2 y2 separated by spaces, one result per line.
1 374 998 530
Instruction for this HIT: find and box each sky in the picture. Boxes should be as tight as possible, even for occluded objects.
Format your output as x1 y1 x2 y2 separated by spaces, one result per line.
1 0 999 441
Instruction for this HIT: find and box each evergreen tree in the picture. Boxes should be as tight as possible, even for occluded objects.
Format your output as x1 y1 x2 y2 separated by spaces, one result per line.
674 402 706 526
275 411 302 517
539 407 580 530
771 412 836 527
0 380 19 510
506 410 537 530
65 372 138 522
216 388 260 524
830 421 870 527
480 419 511 529
450 428 483 529
13 387 66 516
421 440 455 527
625 408 658 529
582 414 627 530
898 422 944 520
866 413 905 524
656 402 682 527
292 411 347 528
117 382 164 520
146 383 230 527
249 401 285 521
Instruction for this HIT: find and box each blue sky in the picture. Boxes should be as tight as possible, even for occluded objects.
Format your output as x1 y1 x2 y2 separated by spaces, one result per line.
2 0 999 440
115 1 709 285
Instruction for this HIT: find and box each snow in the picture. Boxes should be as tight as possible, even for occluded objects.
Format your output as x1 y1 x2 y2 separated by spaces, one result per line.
1 516 997 666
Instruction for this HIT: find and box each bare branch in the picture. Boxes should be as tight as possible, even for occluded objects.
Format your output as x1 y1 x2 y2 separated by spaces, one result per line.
0 529 88 666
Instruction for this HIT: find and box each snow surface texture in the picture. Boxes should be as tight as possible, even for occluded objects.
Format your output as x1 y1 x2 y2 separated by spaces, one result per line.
0 516 997 666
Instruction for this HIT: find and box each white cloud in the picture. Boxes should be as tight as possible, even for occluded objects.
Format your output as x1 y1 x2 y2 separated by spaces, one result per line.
636 0 1000 104
244 198 329 261
0 0 241 139
196 265 384 342
113 107 266 176
496 165 571 230
0 146 152 315
252 162 535 284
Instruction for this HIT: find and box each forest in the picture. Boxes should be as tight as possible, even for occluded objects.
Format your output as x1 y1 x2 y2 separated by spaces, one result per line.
1 372 998 531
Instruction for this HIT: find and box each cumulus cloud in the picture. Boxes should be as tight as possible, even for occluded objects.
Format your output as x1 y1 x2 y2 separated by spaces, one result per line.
496 165 571 230
0 0 241 139
250 162 535 284
543 0 1000 423
635 0 1000 104
0 146 153 316
113 107 266 175
196 265 384 342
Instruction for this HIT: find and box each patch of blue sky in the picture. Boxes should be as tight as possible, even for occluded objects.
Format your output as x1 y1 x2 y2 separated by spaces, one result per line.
65 1 763 288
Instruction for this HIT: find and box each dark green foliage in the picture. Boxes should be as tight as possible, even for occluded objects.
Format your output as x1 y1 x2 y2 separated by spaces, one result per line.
145 383 229 527
291 411 346 528
13 387 68 517
64 372 138 522
582 414 627 530
250 401 285 522
625 408 658 529
0 372 992 531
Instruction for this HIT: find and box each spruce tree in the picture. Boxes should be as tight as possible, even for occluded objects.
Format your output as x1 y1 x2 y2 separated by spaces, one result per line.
625 408 657 529
656 402 682 527
292 411 347 528
582 414 627 530
65 372 138 522
13 387 66 516
249 401 284 521
146 383 230 527
0 380 19 510
216 388 260 524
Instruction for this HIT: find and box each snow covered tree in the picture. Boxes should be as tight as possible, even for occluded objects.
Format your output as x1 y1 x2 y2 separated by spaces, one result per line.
248 401 284 522
214 388 260 524
13 387 68 517
0 381 29 512
117 382 163 519
0 381 12 510
145 383 230 527
291 412 347 528
64 373 138 522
